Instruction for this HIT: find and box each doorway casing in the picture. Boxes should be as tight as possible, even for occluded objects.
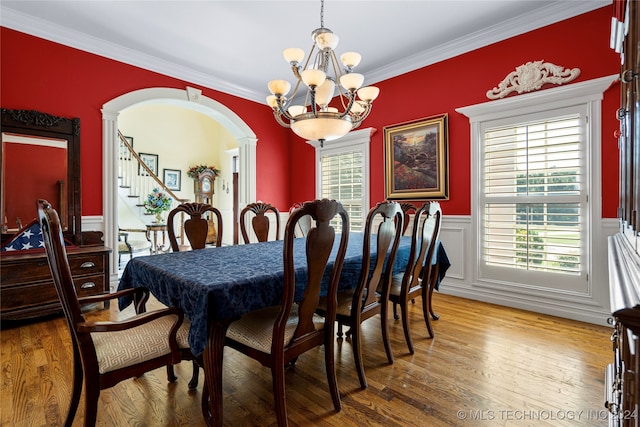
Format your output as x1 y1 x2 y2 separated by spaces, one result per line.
102 86 257 282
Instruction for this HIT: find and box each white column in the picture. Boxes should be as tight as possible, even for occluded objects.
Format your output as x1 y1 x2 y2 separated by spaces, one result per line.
101 108 120 286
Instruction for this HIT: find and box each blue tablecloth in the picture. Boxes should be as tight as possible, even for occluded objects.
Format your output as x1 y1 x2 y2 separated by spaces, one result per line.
118 233 449 357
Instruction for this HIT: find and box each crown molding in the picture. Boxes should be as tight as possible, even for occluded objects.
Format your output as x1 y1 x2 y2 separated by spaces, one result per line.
0 7 259 102
1 1 609 104
366 1 609 85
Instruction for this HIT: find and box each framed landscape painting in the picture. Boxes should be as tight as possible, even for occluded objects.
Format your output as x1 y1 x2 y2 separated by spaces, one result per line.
384 113 449 200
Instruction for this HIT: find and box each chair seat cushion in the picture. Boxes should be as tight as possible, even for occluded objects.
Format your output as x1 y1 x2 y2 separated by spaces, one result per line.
91 314 190 374
226 305 325 354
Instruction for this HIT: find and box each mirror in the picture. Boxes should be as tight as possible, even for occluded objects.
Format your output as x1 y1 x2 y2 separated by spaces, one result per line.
1 108 81 245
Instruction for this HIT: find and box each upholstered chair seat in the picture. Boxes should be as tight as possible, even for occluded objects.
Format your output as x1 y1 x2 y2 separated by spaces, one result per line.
227 305 326 353
92 316 190 374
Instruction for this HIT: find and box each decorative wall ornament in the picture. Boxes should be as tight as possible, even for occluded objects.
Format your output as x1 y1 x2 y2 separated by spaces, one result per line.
486 60 581 99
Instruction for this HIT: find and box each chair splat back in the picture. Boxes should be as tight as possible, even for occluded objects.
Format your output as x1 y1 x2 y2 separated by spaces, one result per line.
285 199 349 339
240 202 281 243
363 202 404 308
167 202 223 251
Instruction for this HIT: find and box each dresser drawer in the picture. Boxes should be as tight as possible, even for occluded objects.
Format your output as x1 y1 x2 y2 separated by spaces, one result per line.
1 257 51 283
0 246 111 321
0 275 107 313
1 250 105 285
69 253 105 276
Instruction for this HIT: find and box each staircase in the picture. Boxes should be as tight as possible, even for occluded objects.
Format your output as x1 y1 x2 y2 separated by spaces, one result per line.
117 131 189 248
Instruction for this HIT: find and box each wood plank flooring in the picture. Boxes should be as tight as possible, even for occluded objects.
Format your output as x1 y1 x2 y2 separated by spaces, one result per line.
1 293 612 426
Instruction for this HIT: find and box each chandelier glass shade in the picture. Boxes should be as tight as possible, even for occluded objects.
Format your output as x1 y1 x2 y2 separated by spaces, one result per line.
266 0 379 146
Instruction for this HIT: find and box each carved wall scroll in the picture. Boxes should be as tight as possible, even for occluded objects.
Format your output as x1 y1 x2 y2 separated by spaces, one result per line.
486 60 580 99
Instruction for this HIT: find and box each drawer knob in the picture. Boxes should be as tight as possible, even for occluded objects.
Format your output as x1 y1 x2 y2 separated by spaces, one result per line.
80 262 96 269
81 282 96 289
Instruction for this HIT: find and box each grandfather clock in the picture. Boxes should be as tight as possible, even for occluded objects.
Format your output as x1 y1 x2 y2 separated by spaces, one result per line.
194 169 215 205
194 169 218 244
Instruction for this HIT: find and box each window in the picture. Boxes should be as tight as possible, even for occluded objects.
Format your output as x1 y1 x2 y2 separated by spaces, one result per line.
313 128 372 232
320 150 364 230
457 76 613 296
480 109 587 292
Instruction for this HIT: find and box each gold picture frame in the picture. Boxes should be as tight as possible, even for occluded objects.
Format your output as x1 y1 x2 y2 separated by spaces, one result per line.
384 113 449 200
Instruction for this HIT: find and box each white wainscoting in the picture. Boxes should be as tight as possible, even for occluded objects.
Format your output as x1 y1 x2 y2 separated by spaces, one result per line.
93 212 619 325
438 215 619 326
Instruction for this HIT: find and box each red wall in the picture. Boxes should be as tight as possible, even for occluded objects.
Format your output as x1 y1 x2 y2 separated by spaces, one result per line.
0 28 293 214
291 6 621 217
1 5 621 219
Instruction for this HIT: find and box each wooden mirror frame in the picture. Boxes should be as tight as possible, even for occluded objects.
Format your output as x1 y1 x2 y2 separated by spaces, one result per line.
1 108 81 245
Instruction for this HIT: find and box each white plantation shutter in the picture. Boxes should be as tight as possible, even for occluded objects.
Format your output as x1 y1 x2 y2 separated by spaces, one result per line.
320 150 364 231
480 109 588 292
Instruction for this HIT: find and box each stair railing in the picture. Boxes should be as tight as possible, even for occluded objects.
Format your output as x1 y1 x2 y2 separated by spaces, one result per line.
118 131 190 250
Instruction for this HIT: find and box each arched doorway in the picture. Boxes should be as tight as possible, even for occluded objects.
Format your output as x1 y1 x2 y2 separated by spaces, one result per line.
102 86 257 282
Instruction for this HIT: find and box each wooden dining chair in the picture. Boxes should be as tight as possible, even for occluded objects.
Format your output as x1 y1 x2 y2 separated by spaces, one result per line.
387 201 441 354
166 202 224 388
316 201 404 389
224 198 350 427
289 201 312 237
37 199 189 427
167 202 223 251
239 201 281 243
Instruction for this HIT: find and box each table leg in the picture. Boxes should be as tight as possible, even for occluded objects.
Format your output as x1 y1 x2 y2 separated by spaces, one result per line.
202 319 232 427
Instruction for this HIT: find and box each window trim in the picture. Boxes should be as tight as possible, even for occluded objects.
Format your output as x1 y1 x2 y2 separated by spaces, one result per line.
457 75 615 297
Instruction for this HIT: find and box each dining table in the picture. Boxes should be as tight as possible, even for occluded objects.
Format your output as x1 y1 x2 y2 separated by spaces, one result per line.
118 232 449 426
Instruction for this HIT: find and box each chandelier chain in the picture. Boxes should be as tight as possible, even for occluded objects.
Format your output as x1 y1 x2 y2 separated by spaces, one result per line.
320 0 324 28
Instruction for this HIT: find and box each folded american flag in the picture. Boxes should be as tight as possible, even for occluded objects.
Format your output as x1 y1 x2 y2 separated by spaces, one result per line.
0 219 57 253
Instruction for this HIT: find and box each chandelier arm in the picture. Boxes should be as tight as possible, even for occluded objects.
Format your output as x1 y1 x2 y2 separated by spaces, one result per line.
338 92 357 119
272 110 292 128
327 50 351 111
288 78 304 103
275 97 295 121
352 103 372 124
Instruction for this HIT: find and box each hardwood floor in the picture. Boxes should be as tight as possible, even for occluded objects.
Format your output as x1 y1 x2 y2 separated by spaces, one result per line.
1 292 612 426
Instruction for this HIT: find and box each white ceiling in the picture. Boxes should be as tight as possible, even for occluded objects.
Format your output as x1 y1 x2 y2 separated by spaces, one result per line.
1 0 610 104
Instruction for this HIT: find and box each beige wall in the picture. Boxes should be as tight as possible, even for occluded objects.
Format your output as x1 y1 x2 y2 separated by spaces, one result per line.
117 104 239 244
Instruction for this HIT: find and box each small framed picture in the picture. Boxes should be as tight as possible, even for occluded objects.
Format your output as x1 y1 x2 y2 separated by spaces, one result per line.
120 136 133 160
139 153 158 176
163 168 181 191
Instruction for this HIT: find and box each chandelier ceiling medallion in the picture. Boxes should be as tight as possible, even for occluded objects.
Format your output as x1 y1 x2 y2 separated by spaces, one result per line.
266 0 379 147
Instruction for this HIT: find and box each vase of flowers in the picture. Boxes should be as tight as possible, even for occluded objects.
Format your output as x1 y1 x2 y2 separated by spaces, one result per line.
144 188 172 223
187 164 220 179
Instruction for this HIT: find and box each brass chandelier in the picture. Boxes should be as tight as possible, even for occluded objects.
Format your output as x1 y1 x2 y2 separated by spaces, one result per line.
266 0 379 147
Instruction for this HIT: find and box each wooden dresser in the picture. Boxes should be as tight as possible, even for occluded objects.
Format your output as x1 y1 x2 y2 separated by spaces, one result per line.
1 246 111 322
